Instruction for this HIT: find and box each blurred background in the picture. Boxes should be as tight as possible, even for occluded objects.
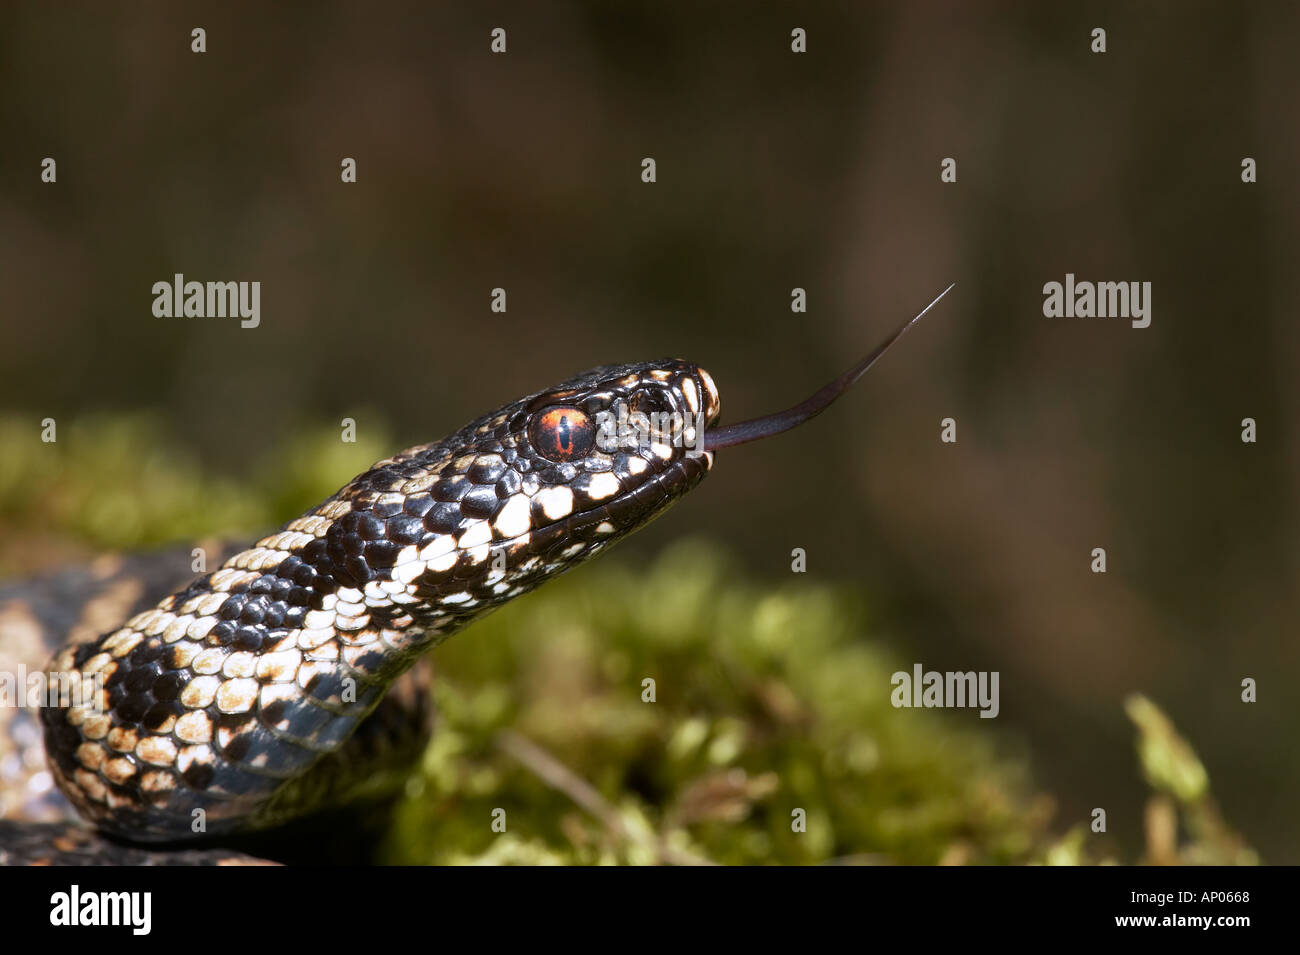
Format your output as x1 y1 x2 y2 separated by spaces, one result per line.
0 2 1296 862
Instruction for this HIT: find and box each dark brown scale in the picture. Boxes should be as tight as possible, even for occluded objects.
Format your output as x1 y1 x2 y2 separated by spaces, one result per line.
434 500 469 531
386 516 425 545
300 538 330 566
342 555 373 585
364 539 401 568
371 497 404 519
209 620 238 645
218 595 246 620
402 494 434 519
152 671 186 701
222 734 252 762
354 513 385 541
468 457 506 484
238 597 268 625
144 701 179 730
459 485 500 520
496 470 523 497
182 763 215 789
115 695 150 725
123 662 161 694
233 626 267 651
431 476 470 503
129 640 165 664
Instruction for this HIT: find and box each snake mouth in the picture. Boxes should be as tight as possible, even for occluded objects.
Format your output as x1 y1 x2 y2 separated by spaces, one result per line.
702 284 954 451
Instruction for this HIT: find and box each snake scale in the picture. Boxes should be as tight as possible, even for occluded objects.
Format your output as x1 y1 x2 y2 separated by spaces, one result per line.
0 287 950 865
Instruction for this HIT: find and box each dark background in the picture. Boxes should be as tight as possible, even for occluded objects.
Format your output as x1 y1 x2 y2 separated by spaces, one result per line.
1 2 1296 861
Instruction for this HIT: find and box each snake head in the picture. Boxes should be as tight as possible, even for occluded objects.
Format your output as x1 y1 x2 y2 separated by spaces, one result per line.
328 359 725 628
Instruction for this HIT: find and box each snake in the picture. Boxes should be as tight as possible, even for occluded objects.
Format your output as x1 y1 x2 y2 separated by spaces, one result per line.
0 287 951 865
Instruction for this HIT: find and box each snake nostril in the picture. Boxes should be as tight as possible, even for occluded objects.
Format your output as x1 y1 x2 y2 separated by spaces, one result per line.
630 390 674 416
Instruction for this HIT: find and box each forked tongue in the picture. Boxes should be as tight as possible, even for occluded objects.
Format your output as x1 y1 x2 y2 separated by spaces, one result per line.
704 283 955 450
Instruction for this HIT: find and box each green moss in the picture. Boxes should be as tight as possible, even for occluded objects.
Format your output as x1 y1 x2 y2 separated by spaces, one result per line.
380 541 1050 864
1125 694 1257 865
0 413 389 572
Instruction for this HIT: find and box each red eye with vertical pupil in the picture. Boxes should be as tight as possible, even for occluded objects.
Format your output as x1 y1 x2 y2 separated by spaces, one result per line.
530 406 596 462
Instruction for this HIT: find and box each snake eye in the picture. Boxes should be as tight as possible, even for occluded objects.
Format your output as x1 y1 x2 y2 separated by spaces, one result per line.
529 406 596 462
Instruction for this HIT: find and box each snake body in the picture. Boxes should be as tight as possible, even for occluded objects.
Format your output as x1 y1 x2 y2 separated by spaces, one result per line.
0 288 947 863
6 359 718 857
